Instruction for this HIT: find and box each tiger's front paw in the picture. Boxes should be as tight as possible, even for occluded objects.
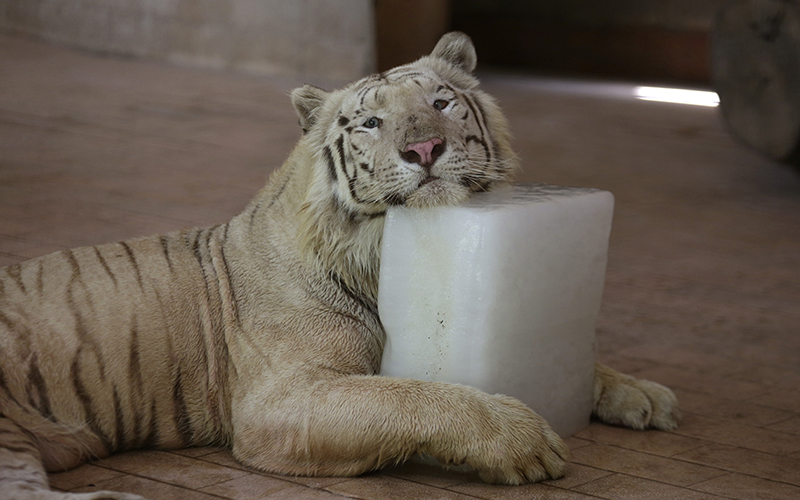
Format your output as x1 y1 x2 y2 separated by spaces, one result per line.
465 394 570 485
593 363 681 431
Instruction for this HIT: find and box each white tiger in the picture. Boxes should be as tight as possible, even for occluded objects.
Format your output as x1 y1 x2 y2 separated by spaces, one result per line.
0 32 680 500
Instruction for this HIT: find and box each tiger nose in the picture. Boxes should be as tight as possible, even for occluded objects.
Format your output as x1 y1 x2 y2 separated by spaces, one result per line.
401 138 445 167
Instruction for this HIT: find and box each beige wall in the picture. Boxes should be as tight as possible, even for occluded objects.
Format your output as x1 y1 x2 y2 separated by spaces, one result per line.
0 0 375 81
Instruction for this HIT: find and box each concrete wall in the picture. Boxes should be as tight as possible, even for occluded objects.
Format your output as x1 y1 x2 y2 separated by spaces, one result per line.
0 0 375 81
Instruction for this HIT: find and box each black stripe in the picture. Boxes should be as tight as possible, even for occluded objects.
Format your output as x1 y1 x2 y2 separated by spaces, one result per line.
0 310 14 331
6 264 25 294
335 134 348 177
128 317 145 447
67 282 106 380
71 352 112 453
334 135 371 205
113 387 126 450
132 404 144 449
0 362 10 396
191 230 204 266
323 146 338 184
347 178 364 205
172 367 193 446
219 247 242 327
119 242 143 290
330 271 378 317
0 350 24 408
64 249 80 278
27 354 54 422
357 84 374 107
266 173 291 211
472 97 495 158
159 236 174 274
128 318 143 394
385 70 425 81
466 135 491 162
460 92 488 141
93 246 117 287
1 444 39 454
35 260 44 295
142 399 159 448
462 94 495 166
222 222 230 243
248 201 262 228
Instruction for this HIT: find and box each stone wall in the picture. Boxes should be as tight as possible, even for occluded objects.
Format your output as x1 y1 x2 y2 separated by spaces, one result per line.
0 0 375 81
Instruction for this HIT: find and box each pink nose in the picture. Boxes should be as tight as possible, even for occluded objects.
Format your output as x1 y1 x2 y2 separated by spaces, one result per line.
402 137 444 167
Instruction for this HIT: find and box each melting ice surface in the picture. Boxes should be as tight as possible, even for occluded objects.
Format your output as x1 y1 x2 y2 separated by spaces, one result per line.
378 183 615 437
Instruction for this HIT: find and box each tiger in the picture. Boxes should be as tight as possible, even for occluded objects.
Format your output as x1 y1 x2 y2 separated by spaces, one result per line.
0 32 680 500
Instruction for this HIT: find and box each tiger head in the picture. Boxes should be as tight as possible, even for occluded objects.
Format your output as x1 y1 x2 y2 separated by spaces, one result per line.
291 32 517 215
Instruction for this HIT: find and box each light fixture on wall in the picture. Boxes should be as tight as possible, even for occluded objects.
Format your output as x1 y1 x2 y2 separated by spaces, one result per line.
634 86 720 107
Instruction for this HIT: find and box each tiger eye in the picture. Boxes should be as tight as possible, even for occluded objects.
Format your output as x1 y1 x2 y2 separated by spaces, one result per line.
364 117 381 128
433 99 449 111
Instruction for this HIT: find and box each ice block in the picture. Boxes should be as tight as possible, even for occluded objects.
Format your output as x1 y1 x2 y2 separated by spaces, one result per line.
378 183 614 437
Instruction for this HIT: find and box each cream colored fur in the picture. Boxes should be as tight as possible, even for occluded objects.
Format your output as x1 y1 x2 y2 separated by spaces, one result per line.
0 32 678 500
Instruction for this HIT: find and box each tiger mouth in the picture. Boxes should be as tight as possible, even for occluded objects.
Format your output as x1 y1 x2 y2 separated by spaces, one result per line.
419 175 440 186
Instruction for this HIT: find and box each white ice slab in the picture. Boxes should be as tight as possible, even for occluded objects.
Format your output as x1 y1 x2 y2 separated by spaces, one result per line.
378 183 614 437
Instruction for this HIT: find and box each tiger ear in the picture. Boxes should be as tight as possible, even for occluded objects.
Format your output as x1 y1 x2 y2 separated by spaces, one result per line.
291 85 329 133
430 31 477 74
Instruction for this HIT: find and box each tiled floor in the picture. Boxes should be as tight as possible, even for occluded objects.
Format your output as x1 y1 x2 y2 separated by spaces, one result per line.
2 33 800 500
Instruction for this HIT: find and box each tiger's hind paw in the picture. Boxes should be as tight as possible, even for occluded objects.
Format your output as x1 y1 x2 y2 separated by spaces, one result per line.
593 363 681 431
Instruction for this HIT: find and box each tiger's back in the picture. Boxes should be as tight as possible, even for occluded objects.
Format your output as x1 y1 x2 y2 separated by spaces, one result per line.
0 226 232 472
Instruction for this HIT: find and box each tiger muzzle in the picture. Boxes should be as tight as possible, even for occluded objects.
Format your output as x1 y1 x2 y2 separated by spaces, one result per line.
400 138 445 168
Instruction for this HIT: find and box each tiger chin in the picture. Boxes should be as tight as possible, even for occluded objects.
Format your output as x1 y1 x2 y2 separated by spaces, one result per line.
0 32 679 499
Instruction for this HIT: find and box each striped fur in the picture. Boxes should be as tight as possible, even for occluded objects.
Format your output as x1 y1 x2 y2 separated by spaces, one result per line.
0 32 678 499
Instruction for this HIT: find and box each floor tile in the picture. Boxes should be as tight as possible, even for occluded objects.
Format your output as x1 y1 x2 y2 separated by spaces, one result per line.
692 472 800 500
264 486 352 500
542 462 614 489
569 443 725 487
327 474 476 499
767 416 800 436
381 459 476 488
72 474 224 500
674 443 800 486
168 447 224 459
199 474 297 500
674 414 800 455
92 450 249 489
573 473 723 500
729 365 800 391
562 436 594 451
575 422 707 457
616 342 745 377
673 389 797 427
451 480 600 499
749 390 800 414
630 366 770 402
48 464 125 492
